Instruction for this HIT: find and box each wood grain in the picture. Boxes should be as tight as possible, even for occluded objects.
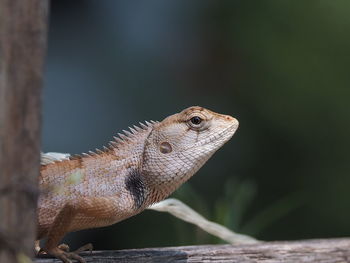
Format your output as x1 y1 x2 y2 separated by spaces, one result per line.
35 238 350 263
0 0 48 261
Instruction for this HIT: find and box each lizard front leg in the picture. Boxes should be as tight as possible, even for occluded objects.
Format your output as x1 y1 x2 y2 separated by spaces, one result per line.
44 197 121 263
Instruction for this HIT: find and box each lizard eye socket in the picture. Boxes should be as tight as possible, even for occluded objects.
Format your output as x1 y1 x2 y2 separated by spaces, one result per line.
190 116 202 126
188 115 206 130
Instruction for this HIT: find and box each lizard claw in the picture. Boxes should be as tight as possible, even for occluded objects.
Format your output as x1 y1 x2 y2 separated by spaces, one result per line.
72 243 93 254
56 252 85 263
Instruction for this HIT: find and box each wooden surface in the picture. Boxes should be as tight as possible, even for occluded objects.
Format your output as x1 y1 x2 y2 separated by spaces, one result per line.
35 238 350 263
0 0 48 261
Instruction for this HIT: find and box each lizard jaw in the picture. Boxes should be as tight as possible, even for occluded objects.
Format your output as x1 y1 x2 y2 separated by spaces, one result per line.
186 117 239 150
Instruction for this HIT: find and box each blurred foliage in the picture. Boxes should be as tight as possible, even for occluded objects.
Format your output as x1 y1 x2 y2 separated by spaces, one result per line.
45 0 350 249
173 178 303 244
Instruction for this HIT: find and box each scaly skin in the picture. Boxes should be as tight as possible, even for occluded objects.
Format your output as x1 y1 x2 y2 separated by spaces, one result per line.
37 106 239 263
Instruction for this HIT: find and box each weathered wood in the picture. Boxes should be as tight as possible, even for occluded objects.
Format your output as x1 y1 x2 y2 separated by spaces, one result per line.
35 238 350 263
0 0 48 262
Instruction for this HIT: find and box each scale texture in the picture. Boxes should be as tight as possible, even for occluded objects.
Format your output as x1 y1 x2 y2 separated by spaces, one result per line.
37 106 239 263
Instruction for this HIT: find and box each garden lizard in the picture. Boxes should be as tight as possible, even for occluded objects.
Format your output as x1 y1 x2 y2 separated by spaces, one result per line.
37 106 239 263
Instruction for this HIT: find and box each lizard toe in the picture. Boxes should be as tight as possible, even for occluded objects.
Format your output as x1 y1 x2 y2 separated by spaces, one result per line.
43 247 78 263
65 252 86 263
72 243 93 254
58 243 70 252
55 253 72 263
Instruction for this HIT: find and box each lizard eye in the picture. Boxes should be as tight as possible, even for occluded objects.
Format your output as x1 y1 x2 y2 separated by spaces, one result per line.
190 116 202 126
187 114 207 130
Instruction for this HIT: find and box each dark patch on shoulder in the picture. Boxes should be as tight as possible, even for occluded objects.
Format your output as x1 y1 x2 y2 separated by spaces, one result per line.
125 169 145 209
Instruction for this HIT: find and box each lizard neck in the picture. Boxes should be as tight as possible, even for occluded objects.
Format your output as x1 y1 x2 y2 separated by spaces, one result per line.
140 151 220 208
141 160 205 205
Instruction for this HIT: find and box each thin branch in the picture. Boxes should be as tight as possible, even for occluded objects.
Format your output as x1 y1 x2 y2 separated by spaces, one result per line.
148 198 258 244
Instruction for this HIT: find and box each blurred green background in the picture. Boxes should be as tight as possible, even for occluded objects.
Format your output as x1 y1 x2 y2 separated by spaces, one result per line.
42 0 350 249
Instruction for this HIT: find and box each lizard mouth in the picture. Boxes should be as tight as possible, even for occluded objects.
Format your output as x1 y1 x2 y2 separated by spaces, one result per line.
186 120 239 150
206 121 238 144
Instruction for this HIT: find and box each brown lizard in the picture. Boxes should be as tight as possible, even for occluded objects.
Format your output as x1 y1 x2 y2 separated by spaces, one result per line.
36 106 239 263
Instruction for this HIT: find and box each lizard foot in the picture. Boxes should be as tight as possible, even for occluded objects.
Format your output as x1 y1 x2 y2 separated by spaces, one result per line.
37 243 70 255
54 243 92 254
46 247 86 263
35 240 41 255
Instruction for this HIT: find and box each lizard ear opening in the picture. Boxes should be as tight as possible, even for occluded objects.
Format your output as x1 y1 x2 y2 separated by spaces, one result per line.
160 142 172 154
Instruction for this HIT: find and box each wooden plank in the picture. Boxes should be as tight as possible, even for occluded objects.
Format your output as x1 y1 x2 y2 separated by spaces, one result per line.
0 0 49 262
35 238 350 263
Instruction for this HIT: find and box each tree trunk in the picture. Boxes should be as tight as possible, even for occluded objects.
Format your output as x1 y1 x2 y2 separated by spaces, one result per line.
0 0 49 262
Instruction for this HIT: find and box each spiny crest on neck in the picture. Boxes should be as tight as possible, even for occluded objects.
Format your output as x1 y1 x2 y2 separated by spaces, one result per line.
106 120 157 155
108 121 156 150
77 120 158 160
41 120 157 167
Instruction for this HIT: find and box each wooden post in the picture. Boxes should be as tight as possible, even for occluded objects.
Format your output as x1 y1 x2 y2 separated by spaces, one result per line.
34 238 350 263
0 0 48 262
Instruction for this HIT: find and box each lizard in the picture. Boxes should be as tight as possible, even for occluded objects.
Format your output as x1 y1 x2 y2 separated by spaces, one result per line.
36 106 239 263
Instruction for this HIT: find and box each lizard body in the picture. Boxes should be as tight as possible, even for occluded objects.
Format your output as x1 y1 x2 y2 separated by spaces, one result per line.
37 106 239 263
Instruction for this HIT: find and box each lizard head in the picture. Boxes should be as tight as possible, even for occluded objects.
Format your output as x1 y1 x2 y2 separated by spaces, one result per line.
142 106 239 192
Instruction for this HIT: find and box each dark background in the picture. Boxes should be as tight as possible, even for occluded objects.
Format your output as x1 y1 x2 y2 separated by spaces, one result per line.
43 0 350 249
